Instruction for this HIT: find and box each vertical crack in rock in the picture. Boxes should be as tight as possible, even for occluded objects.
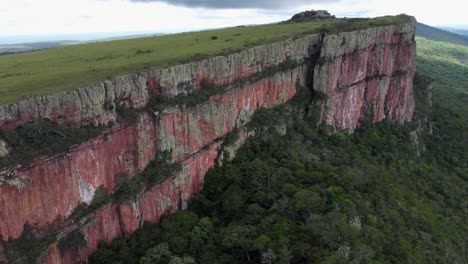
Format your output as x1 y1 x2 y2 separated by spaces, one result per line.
116 204 129 237
307 34 325 99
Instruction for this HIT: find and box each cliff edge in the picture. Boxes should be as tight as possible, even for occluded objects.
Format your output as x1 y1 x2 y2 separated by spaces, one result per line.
0 16 416 264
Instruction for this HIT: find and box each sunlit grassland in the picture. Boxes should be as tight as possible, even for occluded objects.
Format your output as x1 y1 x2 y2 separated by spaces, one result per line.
416 37 468 111
416 37 467 168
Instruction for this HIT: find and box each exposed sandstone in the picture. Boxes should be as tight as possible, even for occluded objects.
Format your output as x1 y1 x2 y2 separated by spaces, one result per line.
0 115 157 240
157 66 306 161
0 20 417 263
42 141 222 263
0 66 305 242
313 20 416 132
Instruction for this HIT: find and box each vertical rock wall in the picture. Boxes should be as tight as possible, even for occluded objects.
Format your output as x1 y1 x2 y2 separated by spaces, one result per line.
313 22 416 132
0 66 306 264
0 115 157 240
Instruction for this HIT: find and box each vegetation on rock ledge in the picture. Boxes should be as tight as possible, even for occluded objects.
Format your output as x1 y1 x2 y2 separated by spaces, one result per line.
0 119 104 169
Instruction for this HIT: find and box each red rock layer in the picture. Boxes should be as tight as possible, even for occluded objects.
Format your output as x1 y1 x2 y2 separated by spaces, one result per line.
0 67 305 263
43 141 222 264
314 22 416 132
0 115 157 240
157 67 304 162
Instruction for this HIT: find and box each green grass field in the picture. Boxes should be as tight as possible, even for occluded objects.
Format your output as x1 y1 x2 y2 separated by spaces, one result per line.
416 23 468 47
0 16 412 105
416 37 468 112
415 37 467 168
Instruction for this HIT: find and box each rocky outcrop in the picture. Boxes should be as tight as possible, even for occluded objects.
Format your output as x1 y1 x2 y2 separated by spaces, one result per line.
0 19 417 263
314 21 416 132
288 10 336 23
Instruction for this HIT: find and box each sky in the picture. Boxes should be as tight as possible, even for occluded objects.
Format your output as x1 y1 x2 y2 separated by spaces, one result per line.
1 0 467 44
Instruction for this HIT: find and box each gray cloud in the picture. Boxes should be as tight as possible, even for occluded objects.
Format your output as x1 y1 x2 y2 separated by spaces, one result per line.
130 0 339 9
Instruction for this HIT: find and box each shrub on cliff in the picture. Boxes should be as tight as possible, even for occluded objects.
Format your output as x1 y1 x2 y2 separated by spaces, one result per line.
0 119 104 169
113 156 181 204
0 224 57 264
58 230 87 254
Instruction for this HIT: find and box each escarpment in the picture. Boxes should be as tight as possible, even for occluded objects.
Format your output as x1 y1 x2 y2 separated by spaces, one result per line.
0 18 416 263
313 22 416 132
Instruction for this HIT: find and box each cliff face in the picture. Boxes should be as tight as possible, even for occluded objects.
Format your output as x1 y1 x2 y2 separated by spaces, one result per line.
314 22 416 132
43 141 222 264
0 19 416 263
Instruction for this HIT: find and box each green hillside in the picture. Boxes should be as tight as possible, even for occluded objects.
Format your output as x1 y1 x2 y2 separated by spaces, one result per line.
0 16 411 105
89 37 467 263
0 41 81 54
416 22 468 46
415 37 467 169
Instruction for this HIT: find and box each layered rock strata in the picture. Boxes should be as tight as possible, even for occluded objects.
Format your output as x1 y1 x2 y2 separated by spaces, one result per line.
313 22 416 132
0 19 416 263
0 66 305 263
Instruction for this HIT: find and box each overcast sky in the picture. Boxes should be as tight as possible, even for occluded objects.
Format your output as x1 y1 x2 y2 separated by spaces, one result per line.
1 0 467 44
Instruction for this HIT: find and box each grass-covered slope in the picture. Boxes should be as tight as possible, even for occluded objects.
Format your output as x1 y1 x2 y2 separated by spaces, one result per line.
416 22 468 47
89 37 467 263
416 37 468 96
416 37 468 167
0 16 412 105
0 41 81 54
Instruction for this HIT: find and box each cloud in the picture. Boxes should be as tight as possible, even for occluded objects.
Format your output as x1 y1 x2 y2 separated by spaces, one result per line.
130 0 339 9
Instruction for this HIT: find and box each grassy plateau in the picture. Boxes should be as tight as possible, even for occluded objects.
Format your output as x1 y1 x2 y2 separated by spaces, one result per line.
0 16 412 105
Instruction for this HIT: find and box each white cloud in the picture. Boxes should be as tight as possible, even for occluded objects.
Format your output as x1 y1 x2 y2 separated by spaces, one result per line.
0 0 287 37
0 0 467 43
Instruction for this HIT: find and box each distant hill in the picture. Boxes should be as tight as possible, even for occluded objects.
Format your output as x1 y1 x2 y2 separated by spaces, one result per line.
416 22 468 46
0 33 164 55
0 41 81 54
439 27 468 37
